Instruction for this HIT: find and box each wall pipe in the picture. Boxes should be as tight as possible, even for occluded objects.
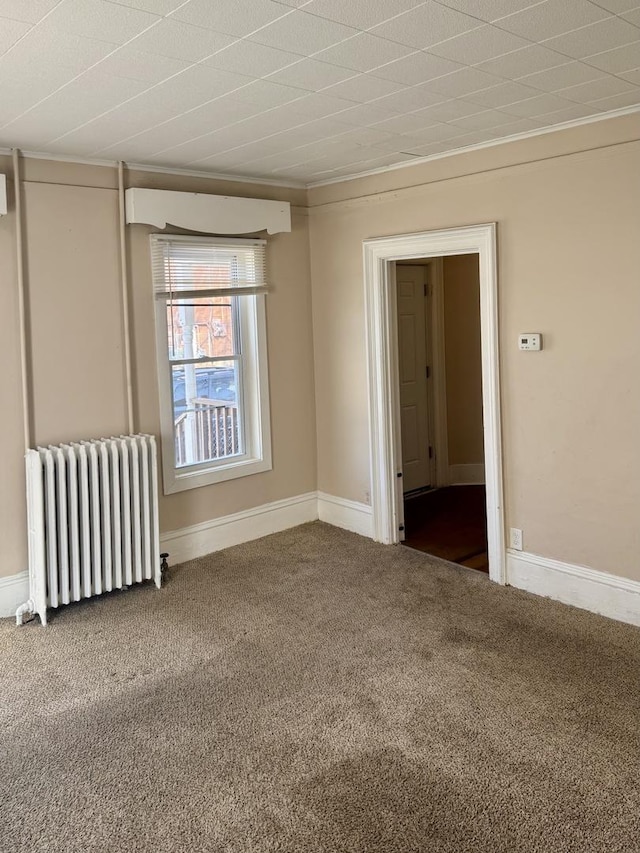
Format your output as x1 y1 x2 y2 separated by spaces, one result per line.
118 161 135 435
12 148 32 452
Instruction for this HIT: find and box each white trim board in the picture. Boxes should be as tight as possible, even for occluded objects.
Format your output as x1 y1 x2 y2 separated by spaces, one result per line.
317 492 373 538
160 492 318 566
449 464 485 485
0 572 29 619
363 224 506 585
4 498 640 630
507 550 640 628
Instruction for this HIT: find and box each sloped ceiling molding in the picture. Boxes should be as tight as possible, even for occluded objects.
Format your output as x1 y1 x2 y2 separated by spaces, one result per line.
125 188 291 235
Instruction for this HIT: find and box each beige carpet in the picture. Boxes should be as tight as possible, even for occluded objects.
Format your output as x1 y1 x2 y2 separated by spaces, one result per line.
1 522 639 852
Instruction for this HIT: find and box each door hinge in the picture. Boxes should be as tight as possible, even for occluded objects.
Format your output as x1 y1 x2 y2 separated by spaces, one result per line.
425 365 430 379
428 446 434 459
397 471 403 478
399 524 405 532
424 282 427 296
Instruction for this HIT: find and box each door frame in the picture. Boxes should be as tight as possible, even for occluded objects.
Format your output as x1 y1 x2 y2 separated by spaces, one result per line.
363 223 506 585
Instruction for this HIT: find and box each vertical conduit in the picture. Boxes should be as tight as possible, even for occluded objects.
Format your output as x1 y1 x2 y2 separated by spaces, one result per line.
118 161 135 435
12 148 32 452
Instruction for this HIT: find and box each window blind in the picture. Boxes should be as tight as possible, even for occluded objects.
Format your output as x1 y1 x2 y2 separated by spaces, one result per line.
151 235 267 299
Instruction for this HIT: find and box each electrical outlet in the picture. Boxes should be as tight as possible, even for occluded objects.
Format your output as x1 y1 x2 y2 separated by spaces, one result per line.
510 528 523 551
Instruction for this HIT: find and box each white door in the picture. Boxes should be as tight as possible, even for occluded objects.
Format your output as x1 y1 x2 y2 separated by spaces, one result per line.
396 264 431 494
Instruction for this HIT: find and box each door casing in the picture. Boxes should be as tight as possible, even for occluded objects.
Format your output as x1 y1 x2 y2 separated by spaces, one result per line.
362 224 506 585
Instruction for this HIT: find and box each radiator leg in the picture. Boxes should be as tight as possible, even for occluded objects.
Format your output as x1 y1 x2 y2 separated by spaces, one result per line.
159 552 169 587
16 599 39 626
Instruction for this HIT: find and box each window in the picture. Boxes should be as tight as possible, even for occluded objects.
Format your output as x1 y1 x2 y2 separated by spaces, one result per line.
151 235 271 494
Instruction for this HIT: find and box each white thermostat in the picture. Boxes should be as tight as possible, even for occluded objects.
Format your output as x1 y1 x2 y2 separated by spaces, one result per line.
519 333 542 351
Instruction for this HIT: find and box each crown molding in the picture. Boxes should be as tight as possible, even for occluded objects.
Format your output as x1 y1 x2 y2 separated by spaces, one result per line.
305 104 640 189
2 105 638 193
0 148 306 190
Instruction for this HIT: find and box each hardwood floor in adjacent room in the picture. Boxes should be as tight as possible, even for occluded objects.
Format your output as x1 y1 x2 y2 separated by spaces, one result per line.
402 485 489 573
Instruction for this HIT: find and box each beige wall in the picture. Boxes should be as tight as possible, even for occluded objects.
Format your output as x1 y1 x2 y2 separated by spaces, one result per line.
2 112 639 588
308 114 640 582
0 155 316 577
443 254 483 467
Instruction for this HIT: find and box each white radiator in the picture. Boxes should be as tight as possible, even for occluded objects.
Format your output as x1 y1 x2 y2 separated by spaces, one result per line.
17 434 161 626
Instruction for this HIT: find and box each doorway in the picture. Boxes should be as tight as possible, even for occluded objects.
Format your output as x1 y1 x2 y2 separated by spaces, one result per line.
362 224 506 585
396 256 488 572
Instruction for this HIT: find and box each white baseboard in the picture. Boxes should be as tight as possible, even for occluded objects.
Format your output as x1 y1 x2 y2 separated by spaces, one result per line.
160 491 319 566
449 463 485 485
0 572 29 619
317 491 373 537
507 549 640 628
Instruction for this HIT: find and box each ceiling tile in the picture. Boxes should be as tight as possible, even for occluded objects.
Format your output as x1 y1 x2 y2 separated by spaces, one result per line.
201 40 301 76
170 0 290 38
94 46 191 83
427 67 505 97
281 91 360 119
0 15 32 52
557 74 637 101
44 0 160 44
247 10 358 54
1 71 149 143
371 51 463 85
0 25 118 74
330 101 406 125
501 92 578 116
231 78 308 107
428 25 530 65
128 18 235 62
543 16 640 59
314 32 414 71
266 58 356 89
433 0 551 21
494 0 610 42
301 0 425 29
0 0 58 23
621 7 640 24
0 0 636 183
412 98 484 120
401 122 467 143
480 116 543 135
450 108 516 129
371 107 450 133
268 0 312 6
369 2 481 49
535 103 600 122
464 81 543 107
109 0 188 12
149 65 254 105
321 73 407 101
476 44 570 77
333 126 402 147
583 41 640 72
371 83 450 113
95 104 250 157
0 65 77 124
587 88 640 108
518 61 606 91
590 0 640 10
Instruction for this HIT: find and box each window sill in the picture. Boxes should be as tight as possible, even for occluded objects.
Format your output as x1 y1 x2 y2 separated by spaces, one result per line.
163 455 272 495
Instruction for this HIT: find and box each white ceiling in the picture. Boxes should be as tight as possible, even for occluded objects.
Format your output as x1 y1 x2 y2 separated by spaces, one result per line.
0 0 639 185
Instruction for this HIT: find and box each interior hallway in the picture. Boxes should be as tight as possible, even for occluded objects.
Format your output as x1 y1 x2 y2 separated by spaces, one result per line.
402 485 489 573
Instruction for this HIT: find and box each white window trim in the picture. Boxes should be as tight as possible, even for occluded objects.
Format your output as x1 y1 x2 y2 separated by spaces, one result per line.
151 236 272 495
